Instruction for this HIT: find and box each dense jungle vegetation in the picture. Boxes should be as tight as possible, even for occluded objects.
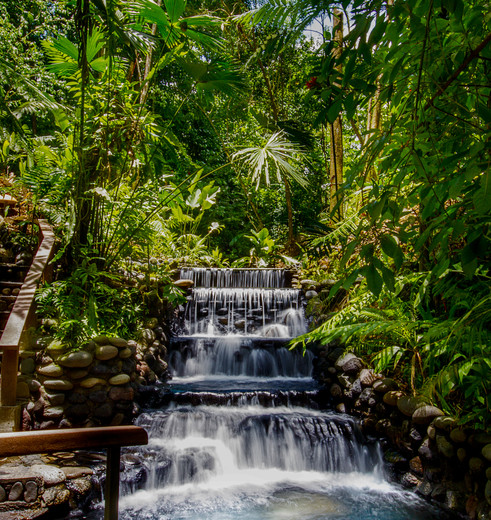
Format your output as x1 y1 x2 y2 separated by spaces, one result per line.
0 0 489 428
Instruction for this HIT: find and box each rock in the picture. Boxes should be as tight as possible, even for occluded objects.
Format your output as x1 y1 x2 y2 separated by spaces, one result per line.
42 484 70 506
16 381 30 398
359 368 379 387
433 416 456 431
68 392 87 404
46 339 67 357
0 485 5 502
482 444 491 462
37 363 64 377
40 419 56 429
416 479 433 497
457 448 467 462
109 374 131 386
65 404 91 419
90 362 112 377
8 481 23 501
46 393 65 406
31 464 66 485
109 337 128 348
109 386 134 401
174 279 194 288
336 403 346 413
401 472 421 488
67 477 92 497
43 406 65 420
28 379 42 393
409 456 423 475
94 403 114 419
235 320 245 330
80 377 107 389
485 480 491 506
329 383 342 398
469 457 484 473
358 387 375 404
450 428 467 444
334 352 363 375
20 358 35 374
409 427 423 444
486 467 491 480
43 379 73 391
412 405 444 425
475 433 491 445
69 369 89 379
93 335 111 345
383 391 404 406
427 424 437 440
337 373 354 388
305 290 318 300
59 350 93 368
24 481 38 503
373 378 398 393
145 317 159 329
119 348 132 359
436 434 454 458
141 329 156 344
110 413 125 426
61 466 94 480
96 345 119 361
88 390 108 403
419 438 437 461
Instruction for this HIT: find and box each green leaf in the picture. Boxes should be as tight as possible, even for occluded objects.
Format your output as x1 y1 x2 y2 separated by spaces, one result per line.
473 172 491 214
165 0 186 23
365 262 383 296
327 98 343 123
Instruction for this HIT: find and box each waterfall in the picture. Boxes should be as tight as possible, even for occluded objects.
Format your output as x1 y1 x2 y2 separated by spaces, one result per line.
114 268 452 520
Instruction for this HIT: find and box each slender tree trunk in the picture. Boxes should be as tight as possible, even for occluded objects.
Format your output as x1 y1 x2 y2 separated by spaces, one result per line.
329 9 343 219
139 0 162 105
284 179 294 248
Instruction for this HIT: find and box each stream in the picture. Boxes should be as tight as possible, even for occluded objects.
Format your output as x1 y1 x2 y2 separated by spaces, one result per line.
94 268 456 519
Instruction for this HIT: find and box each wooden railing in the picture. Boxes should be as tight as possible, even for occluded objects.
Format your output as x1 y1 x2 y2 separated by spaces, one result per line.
0 219 55 407
0 425 148 520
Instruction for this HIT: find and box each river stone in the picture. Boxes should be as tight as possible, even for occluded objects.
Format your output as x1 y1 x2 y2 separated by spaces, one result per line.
24 481 38 503
141 328 156 344
43 406 65 420
427 424 436 440
80 377 107 389
109 386 134 401
96 345 119 361
433 416 456 432
119 347 132 359
412 405 444 425
89 390 108 403
0 485 5 502
335 403 346 413
37 363 64 377
359 368 379 387
401 472 421 488
31 464 66 485
16 381 30 398
486 467 491 480
329 383 342 398
90 362 112 377
43 379 73 391
373 378 398 393
145 317 159 329
334 353 363 375
450 428 467 444
482 444 491 462
46 340 67 357
93 335 111 345
69 369 89 379
475 433 491 445
305 290 318 300
409 456 423 475
61 467 93 479
59 350 93 368
397 396 425 417
20 357 35 374
469 457 484 473
43 484 70 506
8 481 23 501
107 337 128 348
94 402 114 419
436 434 454 458
174 279 194 288
337 373 354 388
457 448 467 462
111 413 125 426
46 393 65 406
383 390 404 406
109 374 130 386
28 379 41 393
68 392 87 404
486 480 491 506
418 438 437 461
65 404 90 419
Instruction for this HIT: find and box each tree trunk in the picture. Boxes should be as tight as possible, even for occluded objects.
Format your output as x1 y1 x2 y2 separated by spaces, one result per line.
329 9 343 219
139 0 162 105
284 178 294 249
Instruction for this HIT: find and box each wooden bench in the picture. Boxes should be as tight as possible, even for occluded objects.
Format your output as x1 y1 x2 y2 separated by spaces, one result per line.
0 425 148 520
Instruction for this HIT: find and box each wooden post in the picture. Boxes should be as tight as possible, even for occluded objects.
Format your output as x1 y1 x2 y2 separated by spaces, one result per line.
105 446 121 520
1 348 19 406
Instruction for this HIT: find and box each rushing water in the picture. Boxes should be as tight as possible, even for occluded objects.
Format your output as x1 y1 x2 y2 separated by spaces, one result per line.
87 269 457 520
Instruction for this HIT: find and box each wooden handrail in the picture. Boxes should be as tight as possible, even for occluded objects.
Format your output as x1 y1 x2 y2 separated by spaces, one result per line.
0 425 149 520
0 219 55 406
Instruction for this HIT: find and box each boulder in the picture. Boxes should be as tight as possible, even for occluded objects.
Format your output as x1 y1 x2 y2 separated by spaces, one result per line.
383 390 404 406
373 377 398 393
359 368 379 387
8 482 23 501
397 396 426 417
119 348 133 359
109 337 128 348
31 464 66 486
174 279 194 288
449 428 467 444
482 444 491 462
433 416 456 432
435 434 454 458
80 377 107 389
24 481 38 503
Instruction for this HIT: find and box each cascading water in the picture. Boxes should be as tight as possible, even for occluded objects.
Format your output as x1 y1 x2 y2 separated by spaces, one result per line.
110 269 455 520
